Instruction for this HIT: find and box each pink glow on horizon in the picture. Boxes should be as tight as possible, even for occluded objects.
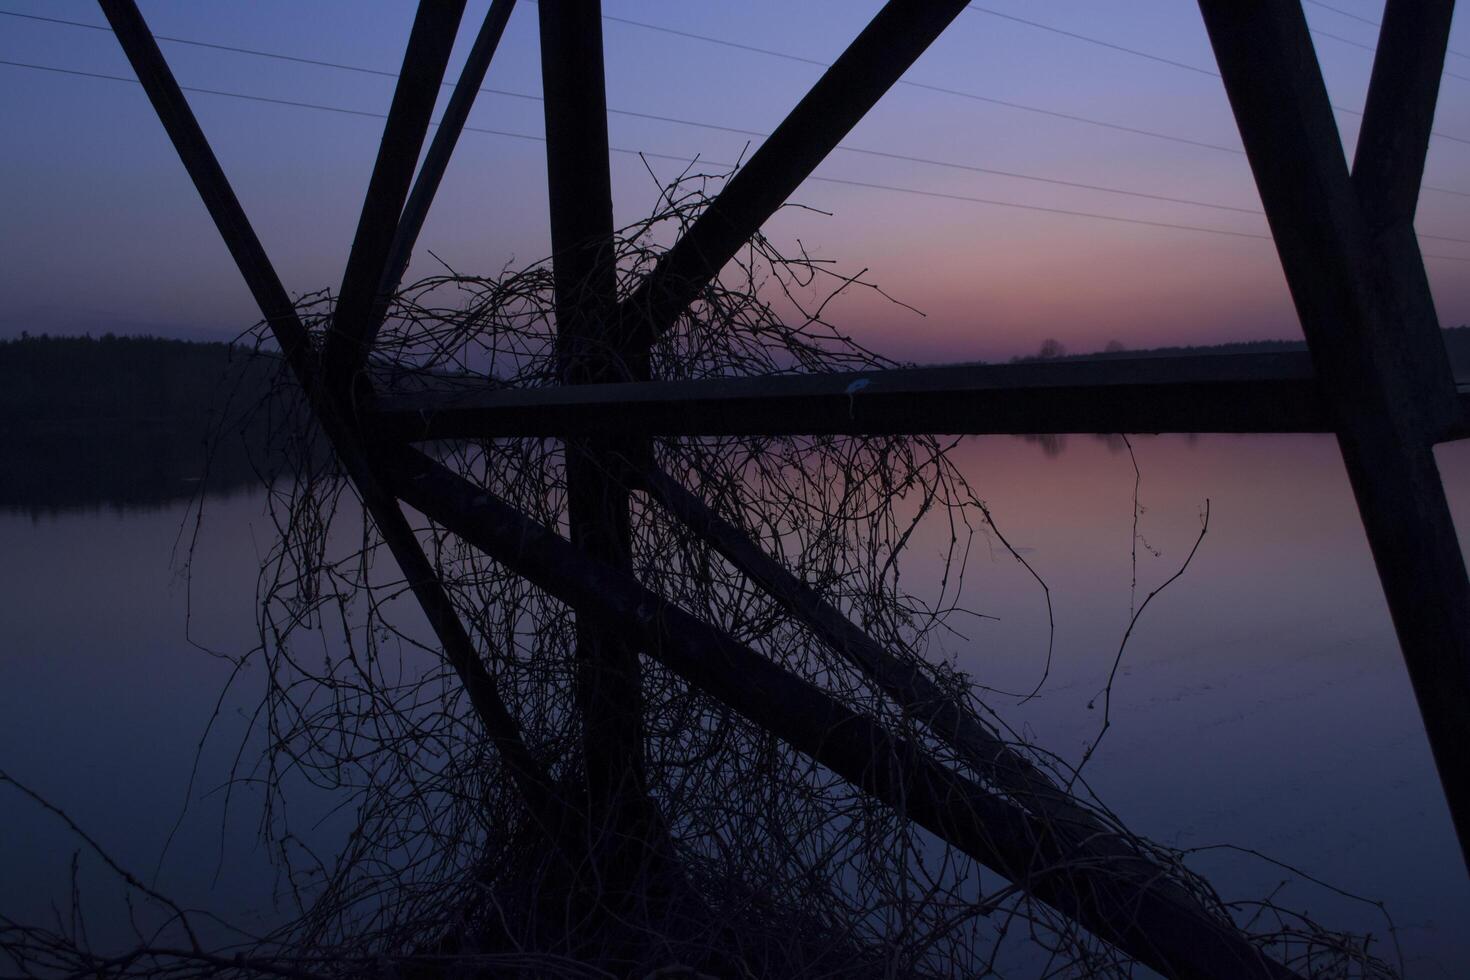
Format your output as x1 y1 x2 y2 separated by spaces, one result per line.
1 0 1468 360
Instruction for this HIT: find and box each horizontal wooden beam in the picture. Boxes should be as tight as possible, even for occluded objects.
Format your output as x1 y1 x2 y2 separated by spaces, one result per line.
381 444 1301 980
368 351 1365 440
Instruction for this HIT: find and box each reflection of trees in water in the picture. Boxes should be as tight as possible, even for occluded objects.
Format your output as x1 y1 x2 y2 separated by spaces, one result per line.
1017 432 1202 460
1021 432 1070 458
0 418 268 514
0 336 299 514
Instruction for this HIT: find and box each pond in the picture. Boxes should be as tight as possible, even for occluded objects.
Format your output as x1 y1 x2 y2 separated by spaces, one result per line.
2 433 1467 975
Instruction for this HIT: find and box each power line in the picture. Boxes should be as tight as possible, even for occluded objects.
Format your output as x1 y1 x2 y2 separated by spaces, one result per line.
571 9 1244 152
0 9 406 77
488 81 1266 216
1305 0 1386 28
1 58 397 122
6 55 1470 262
1309 24 1377 54
592 6 1470 145
1304 0 1470 62
13 4 1470 170
0 6 1244 159
1304 21 1470 82
594 8 1260 148
0 8 1294 216
0 58 1269 242
966 4 1470 84
964 5 1218 77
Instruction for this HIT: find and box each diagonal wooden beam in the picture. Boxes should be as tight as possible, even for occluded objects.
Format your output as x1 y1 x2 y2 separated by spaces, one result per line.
615 0 969 359
321 0 468 398
381 444 1302 980
623 457 1145 845
365 351 1394 441
96 1 311 376
1198 0 1470 873
1347 0 1460 425
97 0 573 846
380 0 518 303
1352 0 1456 229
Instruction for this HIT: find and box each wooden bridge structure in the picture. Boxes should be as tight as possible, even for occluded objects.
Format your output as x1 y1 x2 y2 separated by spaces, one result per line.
98 1 1470 976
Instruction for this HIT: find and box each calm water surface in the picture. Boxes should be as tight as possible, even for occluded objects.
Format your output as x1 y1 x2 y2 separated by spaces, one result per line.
2 434 1469 974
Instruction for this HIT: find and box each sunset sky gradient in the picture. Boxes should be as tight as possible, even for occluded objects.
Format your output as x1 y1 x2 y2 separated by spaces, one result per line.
3 0 1469 362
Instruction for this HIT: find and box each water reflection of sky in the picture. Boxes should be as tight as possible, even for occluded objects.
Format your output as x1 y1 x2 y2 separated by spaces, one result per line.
2 433 1468 972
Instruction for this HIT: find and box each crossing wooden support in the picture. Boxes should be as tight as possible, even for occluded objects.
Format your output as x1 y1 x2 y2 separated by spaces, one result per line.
97 0 574 846
100 0 1470 971
382 444 1302 980
1197 0 1470 872
623 456 1190 877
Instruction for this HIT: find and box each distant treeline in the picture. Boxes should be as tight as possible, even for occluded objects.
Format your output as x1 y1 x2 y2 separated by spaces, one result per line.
1009 325 1470 378
0 332 283 423
7 327 1470 514
0 334 297 514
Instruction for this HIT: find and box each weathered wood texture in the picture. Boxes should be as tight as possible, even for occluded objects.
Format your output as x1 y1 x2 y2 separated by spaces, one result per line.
1198 0 1470 871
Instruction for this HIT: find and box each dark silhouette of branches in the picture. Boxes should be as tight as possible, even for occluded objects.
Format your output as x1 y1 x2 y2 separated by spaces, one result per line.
0 173 1403 979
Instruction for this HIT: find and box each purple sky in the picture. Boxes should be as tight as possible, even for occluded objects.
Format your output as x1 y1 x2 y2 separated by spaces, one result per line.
2 0 1469 362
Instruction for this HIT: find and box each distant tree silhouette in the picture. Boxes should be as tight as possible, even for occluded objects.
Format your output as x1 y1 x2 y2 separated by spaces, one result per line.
1038 337 1067 359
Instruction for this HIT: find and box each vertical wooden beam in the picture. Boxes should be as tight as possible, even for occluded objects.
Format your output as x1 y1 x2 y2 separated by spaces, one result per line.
537 0 661 890
381 0 518 300
97 0 571 844
321 0 467 397
617 0 969 355
1197 0 1470 872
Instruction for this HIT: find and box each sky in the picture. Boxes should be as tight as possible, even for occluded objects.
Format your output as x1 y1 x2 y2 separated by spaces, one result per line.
2 0 1470 363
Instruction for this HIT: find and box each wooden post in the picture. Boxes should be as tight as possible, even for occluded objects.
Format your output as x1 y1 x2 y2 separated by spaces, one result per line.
1197 0 1470 871
537 0 664 895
